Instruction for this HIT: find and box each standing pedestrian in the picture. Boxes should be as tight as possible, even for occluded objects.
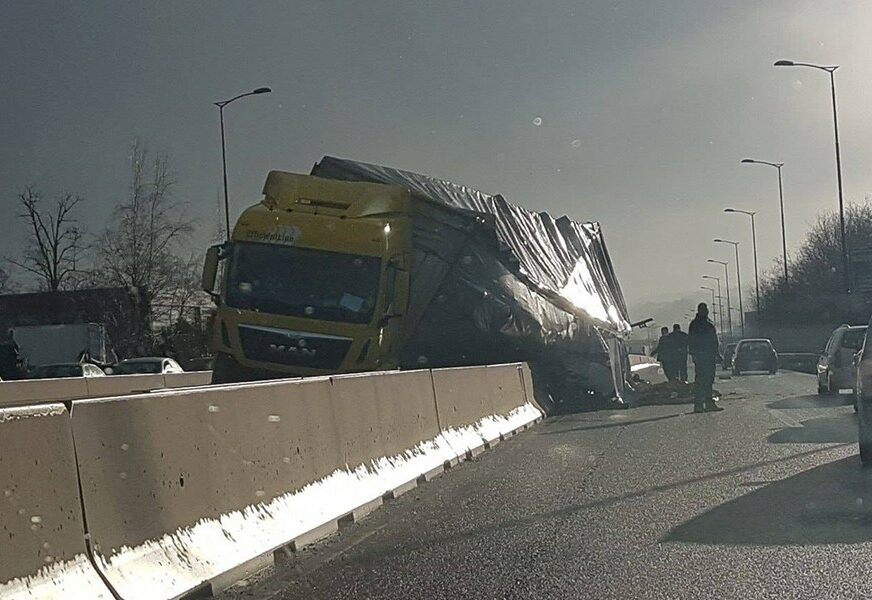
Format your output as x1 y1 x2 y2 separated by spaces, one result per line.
651 326 676 381
688 303 722 413
669 324 689 382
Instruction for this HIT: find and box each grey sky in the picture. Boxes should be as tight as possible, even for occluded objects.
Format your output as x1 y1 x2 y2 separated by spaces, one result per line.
2 1 871 313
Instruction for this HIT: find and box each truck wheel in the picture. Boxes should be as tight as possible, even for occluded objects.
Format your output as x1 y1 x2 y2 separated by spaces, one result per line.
211 353 238 384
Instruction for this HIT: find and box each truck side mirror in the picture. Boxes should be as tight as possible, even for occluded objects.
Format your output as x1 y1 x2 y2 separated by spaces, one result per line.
202 245 221 293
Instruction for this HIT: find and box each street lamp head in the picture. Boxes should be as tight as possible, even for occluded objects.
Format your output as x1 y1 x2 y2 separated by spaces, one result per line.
740 158 756 164
253 87 272 94
724 208 735 213
713 238 724 243
774 60 795 67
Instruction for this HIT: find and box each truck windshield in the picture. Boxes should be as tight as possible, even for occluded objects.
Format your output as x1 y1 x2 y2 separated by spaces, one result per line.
226 242 382 324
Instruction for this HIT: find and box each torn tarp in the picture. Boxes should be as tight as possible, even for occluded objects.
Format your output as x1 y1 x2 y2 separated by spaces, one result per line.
311 156 631 405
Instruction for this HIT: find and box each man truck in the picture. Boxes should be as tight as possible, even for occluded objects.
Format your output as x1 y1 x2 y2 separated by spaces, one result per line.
202 157 631 407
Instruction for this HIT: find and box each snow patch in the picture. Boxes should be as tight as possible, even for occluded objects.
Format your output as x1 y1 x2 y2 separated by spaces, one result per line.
0 404 66 422
0 554 113 600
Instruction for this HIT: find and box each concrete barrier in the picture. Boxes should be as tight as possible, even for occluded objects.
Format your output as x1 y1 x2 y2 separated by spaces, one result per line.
84 373 167 398
431 365 496 431
71 377 335 599
432 363 538 455
163 371 212 388
0 371 213 409
329 370 441 465
67 363 540 599
0 378 89 409
485 363 530 415
0 403 113 599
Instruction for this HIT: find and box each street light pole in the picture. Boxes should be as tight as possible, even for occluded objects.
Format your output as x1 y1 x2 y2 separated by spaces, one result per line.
715 239 744 336
708 259 732 339
725 208 759 309
702 275 723 332
701 286 716 325
741 159 787 286
215 86 272 241
774 60 849 294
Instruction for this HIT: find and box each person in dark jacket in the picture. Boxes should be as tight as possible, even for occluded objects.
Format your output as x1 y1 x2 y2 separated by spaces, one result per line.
651 326 676 380
688 303 722 413
668 323 689 382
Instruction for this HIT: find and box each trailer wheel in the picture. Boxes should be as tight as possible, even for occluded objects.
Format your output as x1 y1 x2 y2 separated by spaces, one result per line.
211 353 240 384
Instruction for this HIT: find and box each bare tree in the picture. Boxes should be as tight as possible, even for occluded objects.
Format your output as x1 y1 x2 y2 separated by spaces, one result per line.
8 187 86 291
758 200 872 326
95 140 194 351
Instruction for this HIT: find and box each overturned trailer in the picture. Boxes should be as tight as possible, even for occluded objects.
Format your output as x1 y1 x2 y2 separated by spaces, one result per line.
205 156 631 407
311 157 631 407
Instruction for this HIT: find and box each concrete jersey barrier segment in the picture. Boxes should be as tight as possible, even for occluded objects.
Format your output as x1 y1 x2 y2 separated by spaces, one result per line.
0 371 213 409
0 378 89 409
70 363 542 600
0 403 113 599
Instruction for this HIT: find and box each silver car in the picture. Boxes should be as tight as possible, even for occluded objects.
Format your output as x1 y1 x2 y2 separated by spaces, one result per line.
818 325 867 395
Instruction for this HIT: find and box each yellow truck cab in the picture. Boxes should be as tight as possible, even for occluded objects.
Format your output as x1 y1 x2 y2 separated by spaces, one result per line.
203 171 412 382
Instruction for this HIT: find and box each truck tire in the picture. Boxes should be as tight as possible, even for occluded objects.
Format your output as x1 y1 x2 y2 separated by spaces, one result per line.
211 352 239 384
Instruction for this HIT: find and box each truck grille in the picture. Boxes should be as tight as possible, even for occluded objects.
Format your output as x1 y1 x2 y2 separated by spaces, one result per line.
238 325 352 370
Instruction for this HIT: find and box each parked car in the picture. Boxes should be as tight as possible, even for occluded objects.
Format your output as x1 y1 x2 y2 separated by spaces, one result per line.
721 343 737 369
30 363 106 379
111 357 184 375
732 339 778 375
818 324 867 395
854 319 872 464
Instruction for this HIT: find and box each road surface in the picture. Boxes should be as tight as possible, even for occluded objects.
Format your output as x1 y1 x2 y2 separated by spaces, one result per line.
220 370 872 599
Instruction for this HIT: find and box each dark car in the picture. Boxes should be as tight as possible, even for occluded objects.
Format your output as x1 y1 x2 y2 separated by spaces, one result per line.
854 317 872 464
110 357 184 375
818 324 867 395
732 338 778 375
30 363 106 379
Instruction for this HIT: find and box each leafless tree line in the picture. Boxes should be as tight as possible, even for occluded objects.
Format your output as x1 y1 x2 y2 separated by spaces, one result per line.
4 139 203 337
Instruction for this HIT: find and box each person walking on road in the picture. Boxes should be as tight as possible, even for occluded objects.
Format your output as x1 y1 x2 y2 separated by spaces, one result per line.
668 324 689 382
688 303 722 413
651 326 677 381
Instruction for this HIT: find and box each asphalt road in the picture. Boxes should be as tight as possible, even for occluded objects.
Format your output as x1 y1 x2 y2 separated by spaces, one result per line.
220 370 872 600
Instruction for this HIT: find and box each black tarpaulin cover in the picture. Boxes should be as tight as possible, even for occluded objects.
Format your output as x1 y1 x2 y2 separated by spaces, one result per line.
310 156 631 402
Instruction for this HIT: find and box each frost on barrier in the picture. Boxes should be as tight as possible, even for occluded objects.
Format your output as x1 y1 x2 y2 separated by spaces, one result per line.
0 554 113 600
93 403 542 600
0 404 66 422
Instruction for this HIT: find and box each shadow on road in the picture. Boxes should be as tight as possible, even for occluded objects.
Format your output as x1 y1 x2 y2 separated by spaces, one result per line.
767 394 853 410
666 455 872 545
767 414 857 444
338 445 852 566
539 413 684 435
